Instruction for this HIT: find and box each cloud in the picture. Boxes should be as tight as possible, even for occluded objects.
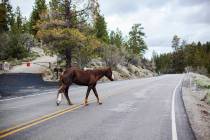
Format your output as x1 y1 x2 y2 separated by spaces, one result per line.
99 0 210 59
99 0 140 15
11 0 35 18
176 0 210 7
99 0 170 16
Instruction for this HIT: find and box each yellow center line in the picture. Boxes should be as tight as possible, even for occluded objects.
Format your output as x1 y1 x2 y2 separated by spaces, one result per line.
0 105 77 134
0 99 97 139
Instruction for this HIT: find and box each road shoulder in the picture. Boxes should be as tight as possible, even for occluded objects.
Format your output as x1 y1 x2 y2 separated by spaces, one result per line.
182 75 210 140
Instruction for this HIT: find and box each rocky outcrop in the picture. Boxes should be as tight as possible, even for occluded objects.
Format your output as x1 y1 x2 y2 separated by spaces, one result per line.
43 58 156 81
87 58 156 81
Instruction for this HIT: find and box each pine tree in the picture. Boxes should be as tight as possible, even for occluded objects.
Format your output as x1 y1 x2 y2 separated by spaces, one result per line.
49 0 61 19
171 35 180 50
128 24 147 55
29 0 47 35
11 6 23 33
94 13 109 43
0 0 13 32
37 0 100 67
16 7 22 30
109 28 123 48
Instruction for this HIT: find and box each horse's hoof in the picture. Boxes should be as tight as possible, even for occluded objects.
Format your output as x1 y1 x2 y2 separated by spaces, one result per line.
56 102 60 106
84 103 89 106
98 102 102 105
69 103 73 106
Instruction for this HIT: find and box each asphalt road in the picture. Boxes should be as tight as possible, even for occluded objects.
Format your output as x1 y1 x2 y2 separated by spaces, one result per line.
0 74 195 140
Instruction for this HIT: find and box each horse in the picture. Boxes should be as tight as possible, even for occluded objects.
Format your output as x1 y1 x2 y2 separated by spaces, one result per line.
56 67 114 106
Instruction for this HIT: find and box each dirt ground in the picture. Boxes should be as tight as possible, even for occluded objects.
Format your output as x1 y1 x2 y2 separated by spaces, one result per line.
182 74 210 140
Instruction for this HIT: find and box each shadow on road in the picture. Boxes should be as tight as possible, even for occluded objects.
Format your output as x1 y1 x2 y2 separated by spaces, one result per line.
0 73 58 98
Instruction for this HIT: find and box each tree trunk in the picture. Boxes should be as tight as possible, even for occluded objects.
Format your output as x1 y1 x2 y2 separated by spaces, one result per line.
64 0 72 28
63 0 72 68
65 47 72 68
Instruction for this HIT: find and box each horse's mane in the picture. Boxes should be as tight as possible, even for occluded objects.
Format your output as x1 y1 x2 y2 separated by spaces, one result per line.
85 68 110 74
62 67 110 76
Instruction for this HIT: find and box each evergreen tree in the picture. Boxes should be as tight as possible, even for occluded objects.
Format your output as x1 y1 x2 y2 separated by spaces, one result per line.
11 6 23 33
109 28 123 48
171 35 180 50
128 24 147 55
180 40 187 48
22 17 31 33
15 7 22 30
0 0 13 32
29 0 47 35
0 2 7 32
37 0 100 67
49 0 60 11
49 0 61 19
154 40 210 76
94 13 109 43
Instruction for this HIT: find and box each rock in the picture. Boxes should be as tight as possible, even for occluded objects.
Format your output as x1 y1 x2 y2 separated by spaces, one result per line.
88 58 106 68
112 71 122 80
128 64 139 73
116 64 131 78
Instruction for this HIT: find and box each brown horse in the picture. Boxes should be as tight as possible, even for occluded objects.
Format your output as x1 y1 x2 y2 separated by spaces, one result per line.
56 67 114 106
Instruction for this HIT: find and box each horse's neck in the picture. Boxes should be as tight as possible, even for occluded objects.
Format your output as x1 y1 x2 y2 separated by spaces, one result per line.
94 69 106 80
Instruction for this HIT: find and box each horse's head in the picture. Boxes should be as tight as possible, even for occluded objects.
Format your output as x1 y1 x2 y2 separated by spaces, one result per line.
105 67 114 81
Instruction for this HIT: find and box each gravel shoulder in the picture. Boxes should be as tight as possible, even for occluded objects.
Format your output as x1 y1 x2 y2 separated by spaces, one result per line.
182 73 210 140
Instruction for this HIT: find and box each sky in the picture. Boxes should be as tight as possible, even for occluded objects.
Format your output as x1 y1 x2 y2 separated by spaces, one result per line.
10 0 210 59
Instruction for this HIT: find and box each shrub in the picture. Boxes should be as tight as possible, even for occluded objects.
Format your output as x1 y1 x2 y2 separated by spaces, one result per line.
0 33 38 61
101 44 126 67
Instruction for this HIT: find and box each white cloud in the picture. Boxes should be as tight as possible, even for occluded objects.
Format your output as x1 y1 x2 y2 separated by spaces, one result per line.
10 0 35 18
99 0 210 59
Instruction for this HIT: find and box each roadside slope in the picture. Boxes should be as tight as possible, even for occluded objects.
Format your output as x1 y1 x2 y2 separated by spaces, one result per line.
182 73 210 140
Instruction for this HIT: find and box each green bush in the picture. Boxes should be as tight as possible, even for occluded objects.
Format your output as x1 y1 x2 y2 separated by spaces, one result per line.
207 91 210 104
0 33 38 61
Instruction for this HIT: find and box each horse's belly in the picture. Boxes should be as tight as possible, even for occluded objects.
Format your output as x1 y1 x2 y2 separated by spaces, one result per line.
73 79 89 86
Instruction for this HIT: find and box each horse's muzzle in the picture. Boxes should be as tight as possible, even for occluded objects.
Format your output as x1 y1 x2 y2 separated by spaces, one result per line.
111 74 115 81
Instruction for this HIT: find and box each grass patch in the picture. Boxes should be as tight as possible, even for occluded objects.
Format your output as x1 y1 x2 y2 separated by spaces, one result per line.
193 73 210 89
207 91 210 105
192 73 210 104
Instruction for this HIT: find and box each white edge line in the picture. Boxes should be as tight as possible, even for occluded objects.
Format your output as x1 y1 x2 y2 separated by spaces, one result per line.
171 76 183 140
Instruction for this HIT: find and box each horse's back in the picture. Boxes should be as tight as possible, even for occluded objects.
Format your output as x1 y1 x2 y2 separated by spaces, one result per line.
62 68 93 85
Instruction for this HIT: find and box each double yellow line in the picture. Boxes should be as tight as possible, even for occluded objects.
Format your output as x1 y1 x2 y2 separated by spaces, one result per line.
0 99 96 139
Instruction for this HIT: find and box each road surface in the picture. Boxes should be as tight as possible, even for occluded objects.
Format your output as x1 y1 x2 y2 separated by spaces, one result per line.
0 74 195 140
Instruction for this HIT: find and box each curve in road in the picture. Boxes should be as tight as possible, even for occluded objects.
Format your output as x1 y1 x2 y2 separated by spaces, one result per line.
0 74 195 140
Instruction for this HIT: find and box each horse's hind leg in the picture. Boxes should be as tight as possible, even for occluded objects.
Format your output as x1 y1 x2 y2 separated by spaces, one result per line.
57 85 65 106
92 86 102 105
64 86 73 105
84 87 91 106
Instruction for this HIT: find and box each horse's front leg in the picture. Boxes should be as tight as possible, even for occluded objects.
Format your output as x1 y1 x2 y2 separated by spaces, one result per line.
64 86 73 105
92 86 102 105
84 86 91 106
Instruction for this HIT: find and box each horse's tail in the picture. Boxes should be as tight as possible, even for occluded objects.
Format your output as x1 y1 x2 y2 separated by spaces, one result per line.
58 71 65 86
58 69 74 87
